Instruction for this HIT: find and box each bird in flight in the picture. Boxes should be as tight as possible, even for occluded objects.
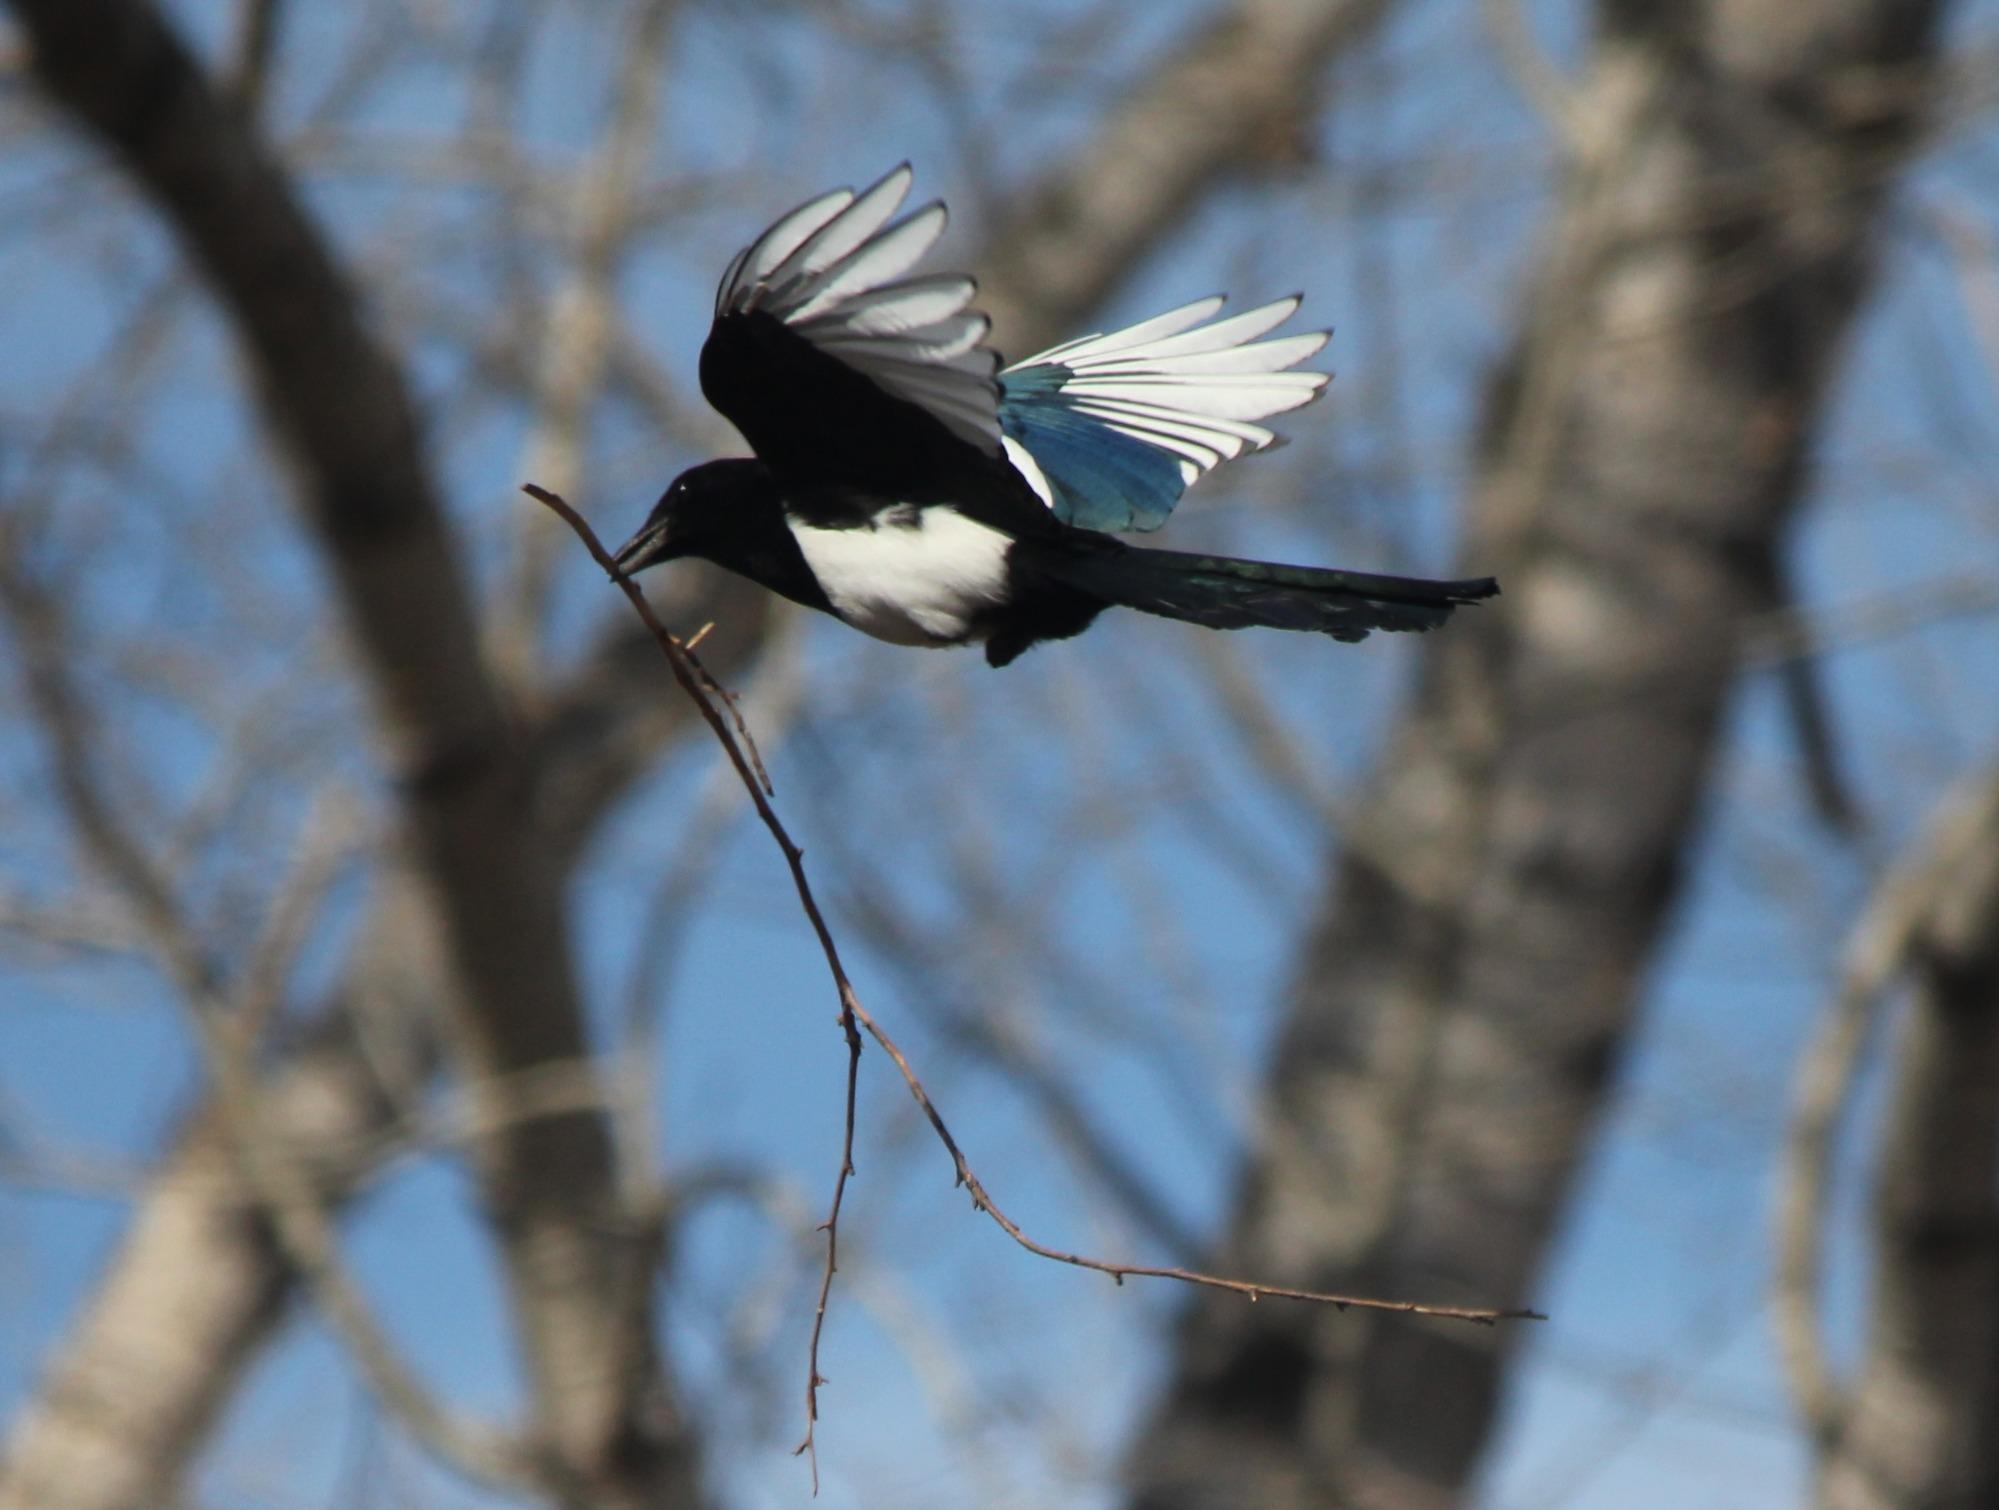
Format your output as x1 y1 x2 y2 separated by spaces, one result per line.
613 166 1496 666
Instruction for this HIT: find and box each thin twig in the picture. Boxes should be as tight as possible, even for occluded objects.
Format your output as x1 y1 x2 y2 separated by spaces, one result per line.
684 637 775 797
523 483 1544 1487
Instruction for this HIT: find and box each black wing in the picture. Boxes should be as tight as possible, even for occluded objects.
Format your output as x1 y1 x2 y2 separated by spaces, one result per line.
698 166 1047 528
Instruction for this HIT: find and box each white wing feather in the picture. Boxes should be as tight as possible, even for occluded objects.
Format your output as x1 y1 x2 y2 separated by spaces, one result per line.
714 166 1001 448
1002 296 1330 492
711 172 1331 493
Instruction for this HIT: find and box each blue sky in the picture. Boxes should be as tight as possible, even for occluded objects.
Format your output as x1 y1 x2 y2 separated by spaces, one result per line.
5 2 1999 1506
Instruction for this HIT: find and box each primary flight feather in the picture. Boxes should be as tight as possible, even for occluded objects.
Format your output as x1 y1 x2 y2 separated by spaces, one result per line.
613 164 1497 666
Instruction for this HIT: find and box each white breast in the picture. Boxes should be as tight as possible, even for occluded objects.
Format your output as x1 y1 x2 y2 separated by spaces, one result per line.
791 506 1014 647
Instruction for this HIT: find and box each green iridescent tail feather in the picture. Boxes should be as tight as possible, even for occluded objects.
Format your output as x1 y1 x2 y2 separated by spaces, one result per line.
1040 544 1499 642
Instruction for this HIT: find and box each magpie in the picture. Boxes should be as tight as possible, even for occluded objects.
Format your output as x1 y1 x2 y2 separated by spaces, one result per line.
613 166 1497 667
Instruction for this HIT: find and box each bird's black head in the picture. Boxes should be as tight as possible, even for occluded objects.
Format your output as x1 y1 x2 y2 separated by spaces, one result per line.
612 457 777 576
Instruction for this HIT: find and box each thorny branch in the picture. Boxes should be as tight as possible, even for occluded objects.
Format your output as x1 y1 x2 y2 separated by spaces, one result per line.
524 484 1544 1490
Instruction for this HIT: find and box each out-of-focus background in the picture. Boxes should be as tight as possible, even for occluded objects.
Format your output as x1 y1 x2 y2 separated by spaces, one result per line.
4 2 1999 1506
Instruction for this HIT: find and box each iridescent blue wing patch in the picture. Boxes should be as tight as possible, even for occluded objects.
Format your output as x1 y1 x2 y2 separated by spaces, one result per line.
996 297 1330 533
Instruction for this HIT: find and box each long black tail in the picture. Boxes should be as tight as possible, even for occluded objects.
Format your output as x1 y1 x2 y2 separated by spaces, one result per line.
1037 542 1498 643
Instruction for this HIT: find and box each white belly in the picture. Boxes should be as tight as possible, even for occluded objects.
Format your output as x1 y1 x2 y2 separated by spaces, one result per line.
791 506 1013 647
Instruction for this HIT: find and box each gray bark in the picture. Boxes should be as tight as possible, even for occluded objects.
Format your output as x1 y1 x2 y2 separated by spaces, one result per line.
1816 771 1999 1509
1127 3 1950 1506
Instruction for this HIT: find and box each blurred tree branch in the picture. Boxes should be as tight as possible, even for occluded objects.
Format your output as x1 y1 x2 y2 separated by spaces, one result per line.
1774 768 1999 1462
979 0 1394 354
3 1 696 1504
0 544 542 1496
0 0 1405 1503
493 0 677 692
526 460 1538 1478
1802 763 1999 1507
1127 2 1955 1505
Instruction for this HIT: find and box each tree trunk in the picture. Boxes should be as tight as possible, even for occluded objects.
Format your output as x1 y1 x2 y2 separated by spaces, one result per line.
4 4 700 1503
1127 3 1950 1505
0 0 1399 1503
1816 771 1999 1509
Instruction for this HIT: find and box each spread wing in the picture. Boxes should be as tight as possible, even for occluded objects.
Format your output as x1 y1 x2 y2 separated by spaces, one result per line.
997 297 1330 532
698 165 1011 501
697 167 1329 531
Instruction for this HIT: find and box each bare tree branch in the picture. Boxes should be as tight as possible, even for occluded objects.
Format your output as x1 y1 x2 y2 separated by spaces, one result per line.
493 0 677 691
226 0 283 115
0 551 538 1502
5 3 699 1503
1 0 1412 1498
977 0 1394 357
1128 3 1957 1504
1807 762 1999 1507
1772 770 1999 1443
527 483 1539 1489
1480 0 1587 149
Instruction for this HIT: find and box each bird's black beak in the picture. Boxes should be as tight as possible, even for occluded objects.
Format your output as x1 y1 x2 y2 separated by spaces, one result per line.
611 518 673 577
